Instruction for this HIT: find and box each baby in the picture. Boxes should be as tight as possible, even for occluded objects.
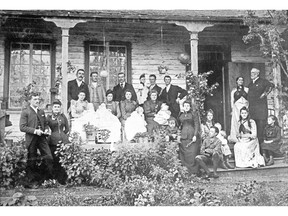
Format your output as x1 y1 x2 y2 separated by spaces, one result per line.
165 117 180 143
214 123 234 169
154 103 171 125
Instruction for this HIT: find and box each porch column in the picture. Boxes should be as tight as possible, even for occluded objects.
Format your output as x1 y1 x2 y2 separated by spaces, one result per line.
44 18 86 115
174 22 214 75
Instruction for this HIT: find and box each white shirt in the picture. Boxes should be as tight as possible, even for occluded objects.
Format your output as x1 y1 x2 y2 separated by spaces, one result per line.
120 82 126 88
166 84 171 92
149 84 155 91
252 77 259 84
76 79 83 87
91 82 98 88
30 105 38 114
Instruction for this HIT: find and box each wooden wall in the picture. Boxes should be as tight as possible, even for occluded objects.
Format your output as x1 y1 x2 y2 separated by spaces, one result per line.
0 18 277 141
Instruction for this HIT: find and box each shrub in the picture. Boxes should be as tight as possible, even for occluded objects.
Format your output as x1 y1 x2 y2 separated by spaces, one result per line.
1 192 38 206
96 175 221 206
0 139 27 188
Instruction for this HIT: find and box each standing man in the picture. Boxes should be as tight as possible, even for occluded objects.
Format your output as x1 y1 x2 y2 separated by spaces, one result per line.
112 72 137 102
248 68 274 144
147 74 162 100
88 72 106 111
159 75 187 118
67 69 90 109
19 93 53 187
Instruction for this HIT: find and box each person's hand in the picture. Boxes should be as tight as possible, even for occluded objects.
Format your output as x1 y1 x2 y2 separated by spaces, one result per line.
35 129 43 136
192 136 196 143
176 98 180 104
203 153 210 157
43 129 51 136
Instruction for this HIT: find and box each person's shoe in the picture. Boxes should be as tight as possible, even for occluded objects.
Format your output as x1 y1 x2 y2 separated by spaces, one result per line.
219 161 228 170
225 161 235 169
263 154 269 163
267 158 274 166
208 172 219 179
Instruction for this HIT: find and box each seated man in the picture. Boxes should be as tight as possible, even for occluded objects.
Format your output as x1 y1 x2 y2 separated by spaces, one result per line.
195 126 222 179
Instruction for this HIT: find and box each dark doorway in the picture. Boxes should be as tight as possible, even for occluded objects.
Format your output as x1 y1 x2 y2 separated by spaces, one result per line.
185 45 230 129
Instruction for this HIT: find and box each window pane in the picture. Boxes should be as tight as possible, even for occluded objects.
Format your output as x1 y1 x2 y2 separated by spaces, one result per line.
9 42 52 109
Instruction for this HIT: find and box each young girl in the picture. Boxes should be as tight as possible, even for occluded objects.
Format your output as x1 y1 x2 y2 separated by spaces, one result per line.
201 109 215 140
165 117 180 143
214 123 234 169
154 103 171 125
261 115 282 166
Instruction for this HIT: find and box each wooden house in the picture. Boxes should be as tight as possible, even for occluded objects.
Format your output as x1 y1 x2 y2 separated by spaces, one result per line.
0 10 282 141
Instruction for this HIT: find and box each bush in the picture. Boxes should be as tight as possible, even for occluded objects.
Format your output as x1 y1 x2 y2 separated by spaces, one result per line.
57 133 189 188
96 175 221 206
0 139 27 188
1 192 38 206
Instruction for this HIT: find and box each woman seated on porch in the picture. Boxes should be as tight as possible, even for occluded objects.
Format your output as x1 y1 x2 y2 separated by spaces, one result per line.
94 103 121 147
261 115 283 166
143 90 162 134
120 89 138 141
234 106 265 168
105 89 121 118
70 91 95 142
125 106 147 141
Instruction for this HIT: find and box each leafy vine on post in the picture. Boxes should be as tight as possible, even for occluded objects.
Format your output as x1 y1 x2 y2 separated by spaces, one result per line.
242 10 288 141
16 81 43 109
177 70 219 120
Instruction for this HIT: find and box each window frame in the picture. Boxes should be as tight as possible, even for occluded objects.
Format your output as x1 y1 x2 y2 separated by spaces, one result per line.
84 40 132 89
3 38 56 110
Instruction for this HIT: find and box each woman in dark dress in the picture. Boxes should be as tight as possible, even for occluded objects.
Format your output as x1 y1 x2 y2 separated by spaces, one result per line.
47 100 69 184
105 89 121 118
178 101 200 175
261 115 282 166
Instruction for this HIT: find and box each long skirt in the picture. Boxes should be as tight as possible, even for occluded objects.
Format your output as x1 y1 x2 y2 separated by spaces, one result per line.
179 138 200 174
234 138 265 168
230 98 249 142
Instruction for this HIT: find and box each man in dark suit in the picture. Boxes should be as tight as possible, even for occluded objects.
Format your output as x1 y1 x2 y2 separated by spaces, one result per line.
19 93 53 187
147 74 162 100
248 68 274 144
112 72 137 102
67 69 90 109
159 75 187 118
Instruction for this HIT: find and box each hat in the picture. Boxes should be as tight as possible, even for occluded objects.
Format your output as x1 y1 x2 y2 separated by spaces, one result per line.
52 99 62 106
139 73 145 79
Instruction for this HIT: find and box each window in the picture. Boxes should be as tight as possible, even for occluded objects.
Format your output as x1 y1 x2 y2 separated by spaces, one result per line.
85 41 131 90
8 42 52 109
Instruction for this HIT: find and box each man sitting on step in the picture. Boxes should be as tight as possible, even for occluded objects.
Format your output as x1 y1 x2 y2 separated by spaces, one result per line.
195 126 222 179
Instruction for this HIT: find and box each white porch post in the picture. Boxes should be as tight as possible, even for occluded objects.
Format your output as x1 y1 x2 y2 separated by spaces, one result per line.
174 22 214 75
44 19 86 115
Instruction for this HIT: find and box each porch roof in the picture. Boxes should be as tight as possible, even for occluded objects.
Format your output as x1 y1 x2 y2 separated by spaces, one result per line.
0 10 268 23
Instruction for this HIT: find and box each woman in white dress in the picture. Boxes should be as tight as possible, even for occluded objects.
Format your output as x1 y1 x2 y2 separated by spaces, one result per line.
229 76 249 142
234 106 265 168
125 106 147 141
136 74 149 106
70 91 95 142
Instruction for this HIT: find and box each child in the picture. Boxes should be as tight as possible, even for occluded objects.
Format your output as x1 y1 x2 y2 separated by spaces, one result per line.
154 103 171 125
214 123 234 169
195 126 222 179
261 115 282 166
125 106 147 141
165 117 180 142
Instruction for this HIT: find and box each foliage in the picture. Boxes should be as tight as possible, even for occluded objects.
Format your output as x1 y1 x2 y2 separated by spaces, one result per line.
243 10 288 78
57 132 189 188
96 175 221 206
184 70 219 119
1 192 38 206
0 139 27 188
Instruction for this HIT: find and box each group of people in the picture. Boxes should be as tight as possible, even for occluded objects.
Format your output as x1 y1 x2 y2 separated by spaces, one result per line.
19 67 283 186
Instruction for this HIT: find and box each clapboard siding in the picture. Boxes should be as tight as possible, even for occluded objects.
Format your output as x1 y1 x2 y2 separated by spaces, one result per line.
0 19 277 141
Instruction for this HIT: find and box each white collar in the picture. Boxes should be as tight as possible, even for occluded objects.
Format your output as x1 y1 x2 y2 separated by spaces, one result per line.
91 82 98 88
30 105 38 113
76 79 83 87
253 77 259 83
120 82 126 87
166 84 171 91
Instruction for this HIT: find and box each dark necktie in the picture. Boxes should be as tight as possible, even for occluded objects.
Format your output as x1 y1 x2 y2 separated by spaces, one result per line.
121 83 124 89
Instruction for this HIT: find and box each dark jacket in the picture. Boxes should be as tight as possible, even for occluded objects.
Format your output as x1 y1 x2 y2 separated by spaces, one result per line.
67 79 90 108
147 84 162 100
19 106 49 148
159 84 187 117
112 82 137 102
248 77 274 120
47 113 70 145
